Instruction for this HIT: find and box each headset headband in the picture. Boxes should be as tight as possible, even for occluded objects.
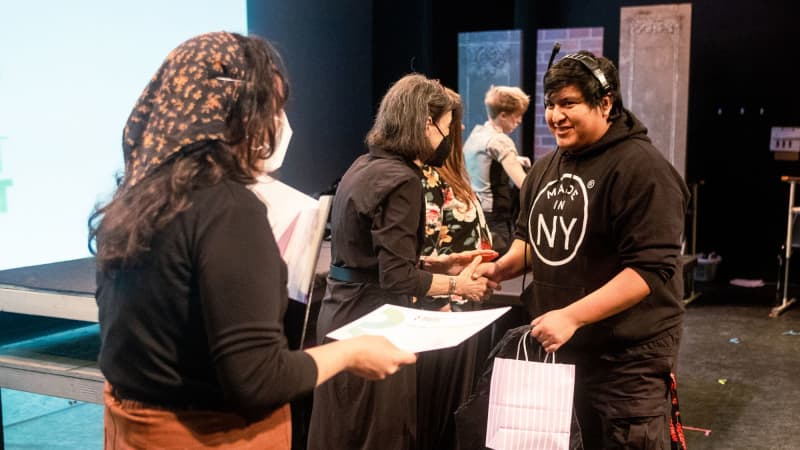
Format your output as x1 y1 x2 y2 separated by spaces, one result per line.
562 53 611 93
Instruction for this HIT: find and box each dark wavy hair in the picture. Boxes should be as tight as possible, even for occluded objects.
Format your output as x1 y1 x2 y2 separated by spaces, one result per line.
543 50 623 120
89 34 289 271
366 73 452 162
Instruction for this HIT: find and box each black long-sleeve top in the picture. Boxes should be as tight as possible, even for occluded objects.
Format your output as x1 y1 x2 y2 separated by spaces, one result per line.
96 179 317 418
317 146 433 335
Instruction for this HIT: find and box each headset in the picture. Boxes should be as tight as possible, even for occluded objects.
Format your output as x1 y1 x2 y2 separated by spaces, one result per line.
546 42 611 93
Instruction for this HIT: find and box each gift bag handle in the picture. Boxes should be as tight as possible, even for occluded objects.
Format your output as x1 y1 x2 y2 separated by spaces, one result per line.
515 328 556 363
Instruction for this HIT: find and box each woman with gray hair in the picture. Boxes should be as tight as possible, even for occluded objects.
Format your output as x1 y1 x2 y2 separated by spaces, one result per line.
308 74 495 450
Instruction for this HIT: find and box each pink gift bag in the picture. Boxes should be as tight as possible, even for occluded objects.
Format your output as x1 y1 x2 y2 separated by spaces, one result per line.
486 333 575 450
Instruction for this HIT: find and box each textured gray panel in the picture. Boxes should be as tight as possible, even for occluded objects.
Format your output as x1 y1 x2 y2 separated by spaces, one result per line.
458 30 523 151
620 4 692 178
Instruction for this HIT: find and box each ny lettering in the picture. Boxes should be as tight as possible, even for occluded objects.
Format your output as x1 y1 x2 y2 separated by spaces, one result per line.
537 214 578 250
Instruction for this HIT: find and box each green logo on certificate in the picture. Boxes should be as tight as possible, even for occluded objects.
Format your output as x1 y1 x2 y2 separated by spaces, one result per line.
348 307 406 337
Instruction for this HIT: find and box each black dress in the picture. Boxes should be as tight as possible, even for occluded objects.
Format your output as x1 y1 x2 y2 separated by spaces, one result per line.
307 147 433 450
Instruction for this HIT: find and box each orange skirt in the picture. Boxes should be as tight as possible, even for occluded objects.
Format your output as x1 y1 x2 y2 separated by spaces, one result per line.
104 383 291 449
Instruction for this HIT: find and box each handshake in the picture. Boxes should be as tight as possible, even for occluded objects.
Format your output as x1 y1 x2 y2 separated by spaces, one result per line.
421 249 501 302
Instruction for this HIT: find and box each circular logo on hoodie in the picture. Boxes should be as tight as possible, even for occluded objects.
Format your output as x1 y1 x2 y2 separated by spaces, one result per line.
527 173 588 266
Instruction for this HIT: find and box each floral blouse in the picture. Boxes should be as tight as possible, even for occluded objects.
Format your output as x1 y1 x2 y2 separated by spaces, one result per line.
421 165 492 257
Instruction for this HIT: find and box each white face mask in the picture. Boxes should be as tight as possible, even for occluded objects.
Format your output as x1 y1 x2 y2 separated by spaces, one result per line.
262 110 293 173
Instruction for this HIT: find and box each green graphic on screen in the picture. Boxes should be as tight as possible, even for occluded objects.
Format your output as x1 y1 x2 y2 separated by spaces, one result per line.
0 145 12 214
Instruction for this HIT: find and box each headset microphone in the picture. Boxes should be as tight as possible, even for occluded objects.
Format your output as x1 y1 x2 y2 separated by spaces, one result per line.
547 42 561 70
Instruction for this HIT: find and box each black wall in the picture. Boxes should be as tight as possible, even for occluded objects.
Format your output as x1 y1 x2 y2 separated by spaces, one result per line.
679 0 800 281
248 0 800 281
247 0 373 195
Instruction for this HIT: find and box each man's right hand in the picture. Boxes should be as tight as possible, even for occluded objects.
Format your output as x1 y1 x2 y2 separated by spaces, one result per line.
473 261 500 282
455 256 497 301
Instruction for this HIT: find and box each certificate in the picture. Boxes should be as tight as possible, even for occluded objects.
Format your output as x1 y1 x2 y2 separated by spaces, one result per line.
326 304 511 353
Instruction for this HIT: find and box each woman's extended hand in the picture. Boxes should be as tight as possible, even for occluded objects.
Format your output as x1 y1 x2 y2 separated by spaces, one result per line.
346 335 417 380
422 249 499 275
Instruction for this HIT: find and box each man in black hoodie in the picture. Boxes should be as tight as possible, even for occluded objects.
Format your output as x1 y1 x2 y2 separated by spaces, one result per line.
477 51 689 449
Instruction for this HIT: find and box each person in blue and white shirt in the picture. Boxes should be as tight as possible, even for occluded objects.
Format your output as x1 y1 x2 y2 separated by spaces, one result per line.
464 85 531 254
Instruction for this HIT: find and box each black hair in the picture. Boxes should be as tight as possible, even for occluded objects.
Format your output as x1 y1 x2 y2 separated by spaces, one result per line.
543 50 623 119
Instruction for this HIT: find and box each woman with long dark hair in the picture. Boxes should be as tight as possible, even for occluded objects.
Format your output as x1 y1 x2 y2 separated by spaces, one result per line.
416 87 497 450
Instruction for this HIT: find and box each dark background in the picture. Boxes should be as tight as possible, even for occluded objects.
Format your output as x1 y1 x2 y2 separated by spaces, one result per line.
248 0 800 283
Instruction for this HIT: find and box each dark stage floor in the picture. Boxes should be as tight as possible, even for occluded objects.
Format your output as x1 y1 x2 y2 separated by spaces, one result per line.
676 281 800 450
1 279 798 449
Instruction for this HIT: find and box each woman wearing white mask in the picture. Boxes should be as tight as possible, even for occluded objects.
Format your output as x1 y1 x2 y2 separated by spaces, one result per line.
90 32 416 450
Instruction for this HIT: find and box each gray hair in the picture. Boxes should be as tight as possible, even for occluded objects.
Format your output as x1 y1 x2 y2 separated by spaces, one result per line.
366 73 452 161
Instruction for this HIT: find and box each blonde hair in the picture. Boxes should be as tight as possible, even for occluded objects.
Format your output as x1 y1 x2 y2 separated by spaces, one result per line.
484 85 530 119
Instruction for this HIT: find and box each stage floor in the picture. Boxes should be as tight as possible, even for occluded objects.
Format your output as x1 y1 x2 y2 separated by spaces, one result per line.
3 280 798 449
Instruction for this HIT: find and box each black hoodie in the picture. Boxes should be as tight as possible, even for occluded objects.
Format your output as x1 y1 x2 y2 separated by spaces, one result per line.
516 108 690 354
